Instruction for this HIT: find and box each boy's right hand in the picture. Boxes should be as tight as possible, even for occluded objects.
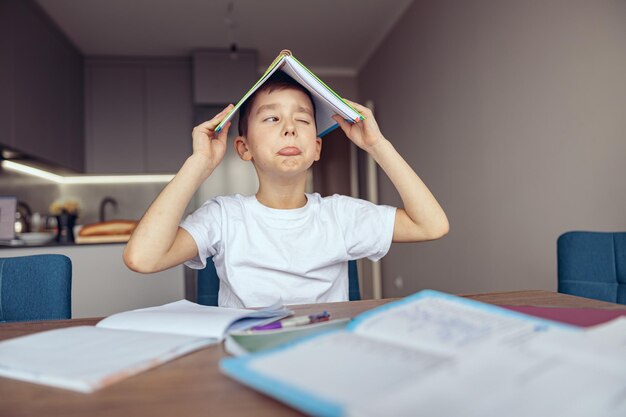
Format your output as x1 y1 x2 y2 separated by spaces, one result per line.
191 104 234 170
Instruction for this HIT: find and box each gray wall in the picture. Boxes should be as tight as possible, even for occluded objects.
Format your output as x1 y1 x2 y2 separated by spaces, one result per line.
358 0 626 296
322 75 359 102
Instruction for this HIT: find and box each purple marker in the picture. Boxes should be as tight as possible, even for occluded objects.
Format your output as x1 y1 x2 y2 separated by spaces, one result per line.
251 311 331 331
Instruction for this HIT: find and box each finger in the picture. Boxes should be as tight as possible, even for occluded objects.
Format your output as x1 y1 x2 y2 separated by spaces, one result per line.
197 104 235 129
218 103 235 120
343 98 364 109
216 121 231 141
332 115 352 134
343 99 372 115
204 104 235 124
195 119 220 131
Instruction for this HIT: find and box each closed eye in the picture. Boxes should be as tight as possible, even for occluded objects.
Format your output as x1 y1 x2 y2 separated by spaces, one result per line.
296 119 311 124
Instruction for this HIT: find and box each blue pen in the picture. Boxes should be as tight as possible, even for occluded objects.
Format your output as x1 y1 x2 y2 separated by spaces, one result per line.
251 311 330 331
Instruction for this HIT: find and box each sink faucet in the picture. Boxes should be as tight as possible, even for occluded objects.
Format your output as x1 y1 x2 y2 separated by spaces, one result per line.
99 197 118 222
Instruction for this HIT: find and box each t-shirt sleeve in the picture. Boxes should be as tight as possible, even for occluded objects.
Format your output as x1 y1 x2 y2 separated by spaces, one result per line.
335 195 396 262
179 198 223 269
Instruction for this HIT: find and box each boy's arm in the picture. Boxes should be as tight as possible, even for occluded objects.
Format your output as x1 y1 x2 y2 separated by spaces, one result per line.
124 105 233 273
332 101 449 243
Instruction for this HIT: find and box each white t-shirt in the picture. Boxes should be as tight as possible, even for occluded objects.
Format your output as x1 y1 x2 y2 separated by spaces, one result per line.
180 193 396 308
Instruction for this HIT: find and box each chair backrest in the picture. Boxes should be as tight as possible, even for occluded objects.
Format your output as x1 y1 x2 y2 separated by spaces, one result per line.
197 258 361 306
557 231 626 305
348 260 361 302
0 254 72 322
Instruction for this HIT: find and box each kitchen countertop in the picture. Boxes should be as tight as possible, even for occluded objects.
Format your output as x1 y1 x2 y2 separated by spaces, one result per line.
0 240 127 249
0 243 185 318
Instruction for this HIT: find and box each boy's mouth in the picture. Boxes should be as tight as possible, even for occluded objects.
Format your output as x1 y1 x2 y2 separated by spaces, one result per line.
277 147 302 156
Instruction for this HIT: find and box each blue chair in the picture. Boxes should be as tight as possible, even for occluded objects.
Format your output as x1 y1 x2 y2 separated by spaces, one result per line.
557 231 626 305
197 258 361 306
0 254 72 322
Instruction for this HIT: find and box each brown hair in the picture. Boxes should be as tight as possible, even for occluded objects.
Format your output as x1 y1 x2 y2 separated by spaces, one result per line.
238 71 316 137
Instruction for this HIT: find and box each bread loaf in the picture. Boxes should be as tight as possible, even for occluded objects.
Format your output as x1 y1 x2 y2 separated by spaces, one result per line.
79 220 138 237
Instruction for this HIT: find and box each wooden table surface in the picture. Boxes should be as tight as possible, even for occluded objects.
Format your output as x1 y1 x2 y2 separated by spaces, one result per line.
1 290 624 417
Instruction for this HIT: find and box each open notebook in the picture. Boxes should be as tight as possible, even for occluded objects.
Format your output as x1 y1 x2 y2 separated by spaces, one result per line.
215 49 364 137
221 290 626 417
0 300 290 393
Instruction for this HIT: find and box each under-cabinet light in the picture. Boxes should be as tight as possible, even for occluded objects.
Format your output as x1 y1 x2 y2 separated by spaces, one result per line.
1 160 175 184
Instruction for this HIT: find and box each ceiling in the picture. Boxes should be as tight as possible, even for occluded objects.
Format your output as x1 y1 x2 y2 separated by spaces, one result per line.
36 0 413 75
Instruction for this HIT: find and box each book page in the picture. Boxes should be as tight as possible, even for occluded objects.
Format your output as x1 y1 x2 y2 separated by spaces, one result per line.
0 326 213 393
350 293 573 355
585 316 626 347
97 299 290 340
281 59 356 135
349 337 626 417
283 56 357 119
521 317 626 376
232 331 451 406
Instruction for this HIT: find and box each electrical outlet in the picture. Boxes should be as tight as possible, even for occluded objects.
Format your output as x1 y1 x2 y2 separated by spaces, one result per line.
394 275 404 289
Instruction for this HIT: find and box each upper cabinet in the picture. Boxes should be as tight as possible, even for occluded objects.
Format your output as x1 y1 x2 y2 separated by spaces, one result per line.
85 59 192 173
0 0 84 172
1 2 251 175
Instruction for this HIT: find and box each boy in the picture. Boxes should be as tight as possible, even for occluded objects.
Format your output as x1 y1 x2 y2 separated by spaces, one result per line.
124 72 449 308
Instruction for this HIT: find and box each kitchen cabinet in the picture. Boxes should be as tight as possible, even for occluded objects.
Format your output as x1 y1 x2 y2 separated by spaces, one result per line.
2 244 185 318
85 63 144 173
145 64 194 172
0 0 84 172
85 59 192 173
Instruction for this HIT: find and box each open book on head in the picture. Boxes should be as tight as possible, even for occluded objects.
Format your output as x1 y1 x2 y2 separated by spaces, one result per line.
221 290 626 417
0 300 290 393
215 49 364 137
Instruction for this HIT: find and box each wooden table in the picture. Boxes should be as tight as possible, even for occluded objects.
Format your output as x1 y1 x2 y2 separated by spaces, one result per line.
1 290 624 417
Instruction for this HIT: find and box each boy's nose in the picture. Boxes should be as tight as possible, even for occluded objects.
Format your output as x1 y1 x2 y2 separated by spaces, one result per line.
283 122 296 137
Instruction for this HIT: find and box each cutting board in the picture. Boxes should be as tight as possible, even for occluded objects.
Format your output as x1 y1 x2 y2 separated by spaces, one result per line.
75 234 131 244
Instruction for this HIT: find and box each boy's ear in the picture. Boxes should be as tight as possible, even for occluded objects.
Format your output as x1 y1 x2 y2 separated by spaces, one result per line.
313 136 322 161
234 136 253 161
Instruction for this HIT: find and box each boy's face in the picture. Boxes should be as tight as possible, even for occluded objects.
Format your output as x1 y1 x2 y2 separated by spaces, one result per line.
234 88 322 179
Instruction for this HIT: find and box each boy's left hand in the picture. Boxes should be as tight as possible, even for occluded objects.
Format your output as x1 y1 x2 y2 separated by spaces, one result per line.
332 99 385 151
